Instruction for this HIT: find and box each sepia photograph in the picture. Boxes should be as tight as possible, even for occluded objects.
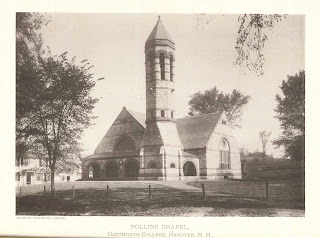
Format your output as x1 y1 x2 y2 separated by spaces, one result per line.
15 13 305 217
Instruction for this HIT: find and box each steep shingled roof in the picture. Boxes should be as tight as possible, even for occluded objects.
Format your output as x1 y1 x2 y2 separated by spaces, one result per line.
127 110 146 129
176 112 223 149
84 109 223 159
146 17 174 43
124 109 222 150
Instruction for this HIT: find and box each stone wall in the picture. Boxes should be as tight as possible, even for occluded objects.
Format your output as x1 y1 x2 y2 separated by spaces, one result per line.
184 148 207 177
205 113 242 179
82 157 141 180
139 145 200 181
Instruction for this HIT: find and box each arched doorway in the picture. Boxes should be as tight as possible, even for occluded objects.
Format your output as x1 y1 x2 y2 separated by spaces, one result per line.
183 161 197 176
105 162 119 178
125 161 139 177
88 163 100 178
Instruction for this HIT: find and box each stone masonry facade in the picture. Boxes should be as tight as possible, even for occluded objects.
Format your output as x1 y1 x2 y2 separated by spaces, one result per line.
81 17 241 181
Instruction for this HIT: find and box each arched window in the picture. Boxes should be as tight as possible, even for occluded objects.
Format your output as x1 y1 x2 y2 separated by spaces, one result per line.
170 163 175 168
219 139 230 169
160 53 165 80
114 137 135 152
151 57 155 81
148 162 157 169
170 55 173 81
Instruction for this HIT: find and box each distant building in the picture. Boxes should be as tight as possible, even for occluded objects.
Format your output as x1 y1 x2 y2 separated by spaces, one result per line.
81 17 242 181
16 153 49 186
16 152 80 186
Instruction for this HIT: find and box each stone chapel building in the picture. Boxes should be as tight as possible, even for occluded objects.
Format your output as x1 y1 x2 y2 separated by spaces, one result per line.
81 17 242 181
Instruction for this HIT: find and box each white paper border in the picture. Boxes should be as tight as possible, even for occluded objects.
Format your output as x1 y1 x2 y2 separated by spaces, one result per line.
0 0 318 237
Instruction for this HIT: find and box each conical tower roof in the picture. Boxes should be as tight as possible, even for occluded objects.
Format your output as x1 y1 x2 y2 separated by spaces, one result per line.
146 16 174 43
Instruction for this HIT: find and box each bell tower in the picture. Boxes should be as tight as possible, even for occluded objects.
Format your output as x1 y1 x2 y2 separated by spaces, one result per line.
140 16 182 180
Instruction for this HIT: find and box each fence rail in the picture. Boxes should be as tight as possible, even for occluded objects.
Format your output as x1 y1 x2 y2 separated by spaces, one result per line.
16 179 304 209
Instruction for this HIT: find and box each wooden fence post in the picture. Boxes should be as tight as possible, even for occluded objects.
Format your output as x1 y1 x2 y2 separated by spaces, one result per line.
44 185 46 197
107 185 109 200
202 184 206 200
266 181 269 202
72 186 75 199
149 184 151 199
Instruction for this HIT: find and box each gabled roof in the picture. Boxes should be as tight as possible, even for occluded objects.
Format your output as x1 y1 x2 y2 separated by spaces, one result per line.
123 109 223 150
93 107 145 154
146 17 174 43
176 112 223 149
127 110 146 129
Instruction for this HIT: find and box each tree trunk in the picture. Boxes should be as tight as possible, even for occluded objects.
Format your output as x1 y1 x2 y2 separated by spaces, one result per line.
50 168 55 198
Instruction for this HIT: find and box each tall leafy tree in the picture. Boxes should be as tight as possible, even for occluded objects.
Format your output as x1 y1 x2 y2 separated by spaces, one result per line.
16 13 49 162
188 87 251 128
20 52 102 197
16 13 101 197
273 70 305 161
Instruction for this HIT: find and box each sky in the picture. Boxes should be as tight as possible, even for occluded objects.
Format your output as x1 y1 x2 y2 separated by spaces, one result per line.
40 13 304 157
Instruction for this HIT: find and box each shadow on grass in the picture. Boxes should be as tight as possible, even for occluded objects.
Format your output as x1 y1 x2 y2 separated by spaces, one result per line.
188 178 305 210
16 184 304 216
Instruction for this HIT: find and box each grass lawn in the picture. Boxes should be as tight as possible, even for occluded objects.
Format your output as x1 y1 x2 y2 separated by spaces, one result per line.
16 180 304 217
188 178 305 209
243 159 304 180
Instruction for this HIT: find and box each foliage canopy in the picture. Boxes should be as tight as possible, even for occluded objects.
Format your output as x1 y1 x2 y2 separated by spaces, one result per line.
273 70 305 160
234 14 286 76
188 87 251 128
16 13 102 196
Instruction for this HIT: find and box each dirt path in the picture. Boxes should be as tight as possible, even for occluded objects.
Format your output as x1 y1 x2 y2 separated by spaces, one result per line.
148 180 202 191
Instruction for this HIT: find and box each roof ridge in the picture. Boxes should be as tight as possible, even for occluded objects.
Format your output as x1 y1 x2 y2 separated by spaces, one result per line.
126 108 146 129
204 111 224 148
127 109 145 115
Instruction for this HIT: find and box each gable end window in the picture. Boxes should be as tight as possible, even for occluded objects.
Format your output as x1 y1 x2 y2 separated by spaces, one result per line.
219 139 231 169
161 110 165 117
114 137 136 152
